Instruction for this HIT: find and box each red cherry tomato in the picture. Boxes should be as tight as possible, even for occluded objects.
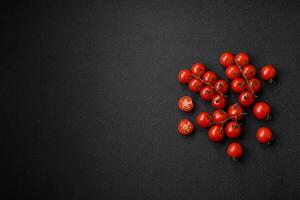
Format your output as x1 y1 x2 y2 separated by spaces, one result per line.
256 127 273 144
211 94 227 109
220 52 235 67
235 52 250 67
178 96 194 112
202 71 218 85
188 78 203 92
196 112 212 128
253 102 271 120
238 91 254 107
261 65 277 81
208 124 224 142
242 64 256 79
212 110 228 123
227 142 243 159
214 79 229 93
177 119 194 135
225 121 241 138
200 86 215 101
226 65 241 80
178 69 193 84
191 63 206 77
247 78 261 93
227 104 244 120
231 78 246 93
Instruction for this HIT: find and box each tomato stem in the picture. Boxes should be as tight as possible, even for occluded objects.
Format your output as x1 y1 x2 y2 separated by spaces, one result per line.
211 112 247 127
236 64 258 98
192 74 227 98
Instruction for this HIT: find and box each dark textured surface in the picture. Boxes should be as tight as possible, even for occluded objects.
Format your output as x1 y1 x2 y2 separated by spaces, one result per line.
4 0 300 199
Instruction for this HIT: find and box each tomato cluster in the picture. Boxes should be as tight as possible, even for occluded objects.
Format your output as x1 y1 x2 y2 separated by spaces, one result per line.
177 52 277 160
178 63 229 109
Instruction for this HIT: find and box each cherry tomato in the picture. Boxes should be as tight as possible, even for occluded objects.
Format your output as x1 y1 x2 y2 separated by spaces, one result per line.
238 91 254 107
256 127 273 144
227 142 243 159
242 64 256 79
227 104 244 120
202 71 218 85
177 119 194 135
231 78 246 93
253 102 271 120
178 96 194 112
208 124 224 142
196 112 212 128
191 63 206 77
200 86 215 101
211 94 227 109
214 79 229 93
261 65 277 81
226 65 241 80
212 110 228 123
225 121 241 138
247 78 261 93
220 52 235 67
178 69 193 84
188 78 203 92
235 52 249 67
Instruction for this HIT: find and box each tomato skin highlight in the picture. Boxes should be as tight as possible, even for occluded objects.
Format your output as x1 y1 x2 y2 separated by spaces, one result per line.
196 112 212 128
188 78 203 92
242 64 256 79
214 79 229 94
226 65 241 80
191 63 206 77
231 78 246 93
208 124 225 142
212 110 228 123
227 104 244 120
220 52 235 67
227 142 243 159
178 69 193 84
202 71 218 85
261 65 277 81
225 121 241 138
235 52 249 67
247 78 261 93
177 119 194 135
200 86 215 101
178 96 194 112
211 94 227 109
256 127 273 144
253 102 271 120
239 91 254 107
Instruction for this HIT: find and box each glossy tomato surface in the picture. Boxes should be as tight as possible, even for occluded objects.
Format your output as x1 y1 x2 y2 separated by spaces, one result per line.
227 104 244 120
227 142 243 159
208 124 224 142
225 121 241 138
191 63 206 77
220 52 235 67
188 78 203 92
196 112 212 128
235 52 249 67
256 127 273 144
200 86 215 101
253 102 271 120
178 69 193 84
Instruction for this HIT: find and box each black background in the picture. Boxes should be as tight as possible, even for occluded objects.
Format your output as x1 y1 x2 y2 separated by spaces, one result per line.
3 0 300 199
